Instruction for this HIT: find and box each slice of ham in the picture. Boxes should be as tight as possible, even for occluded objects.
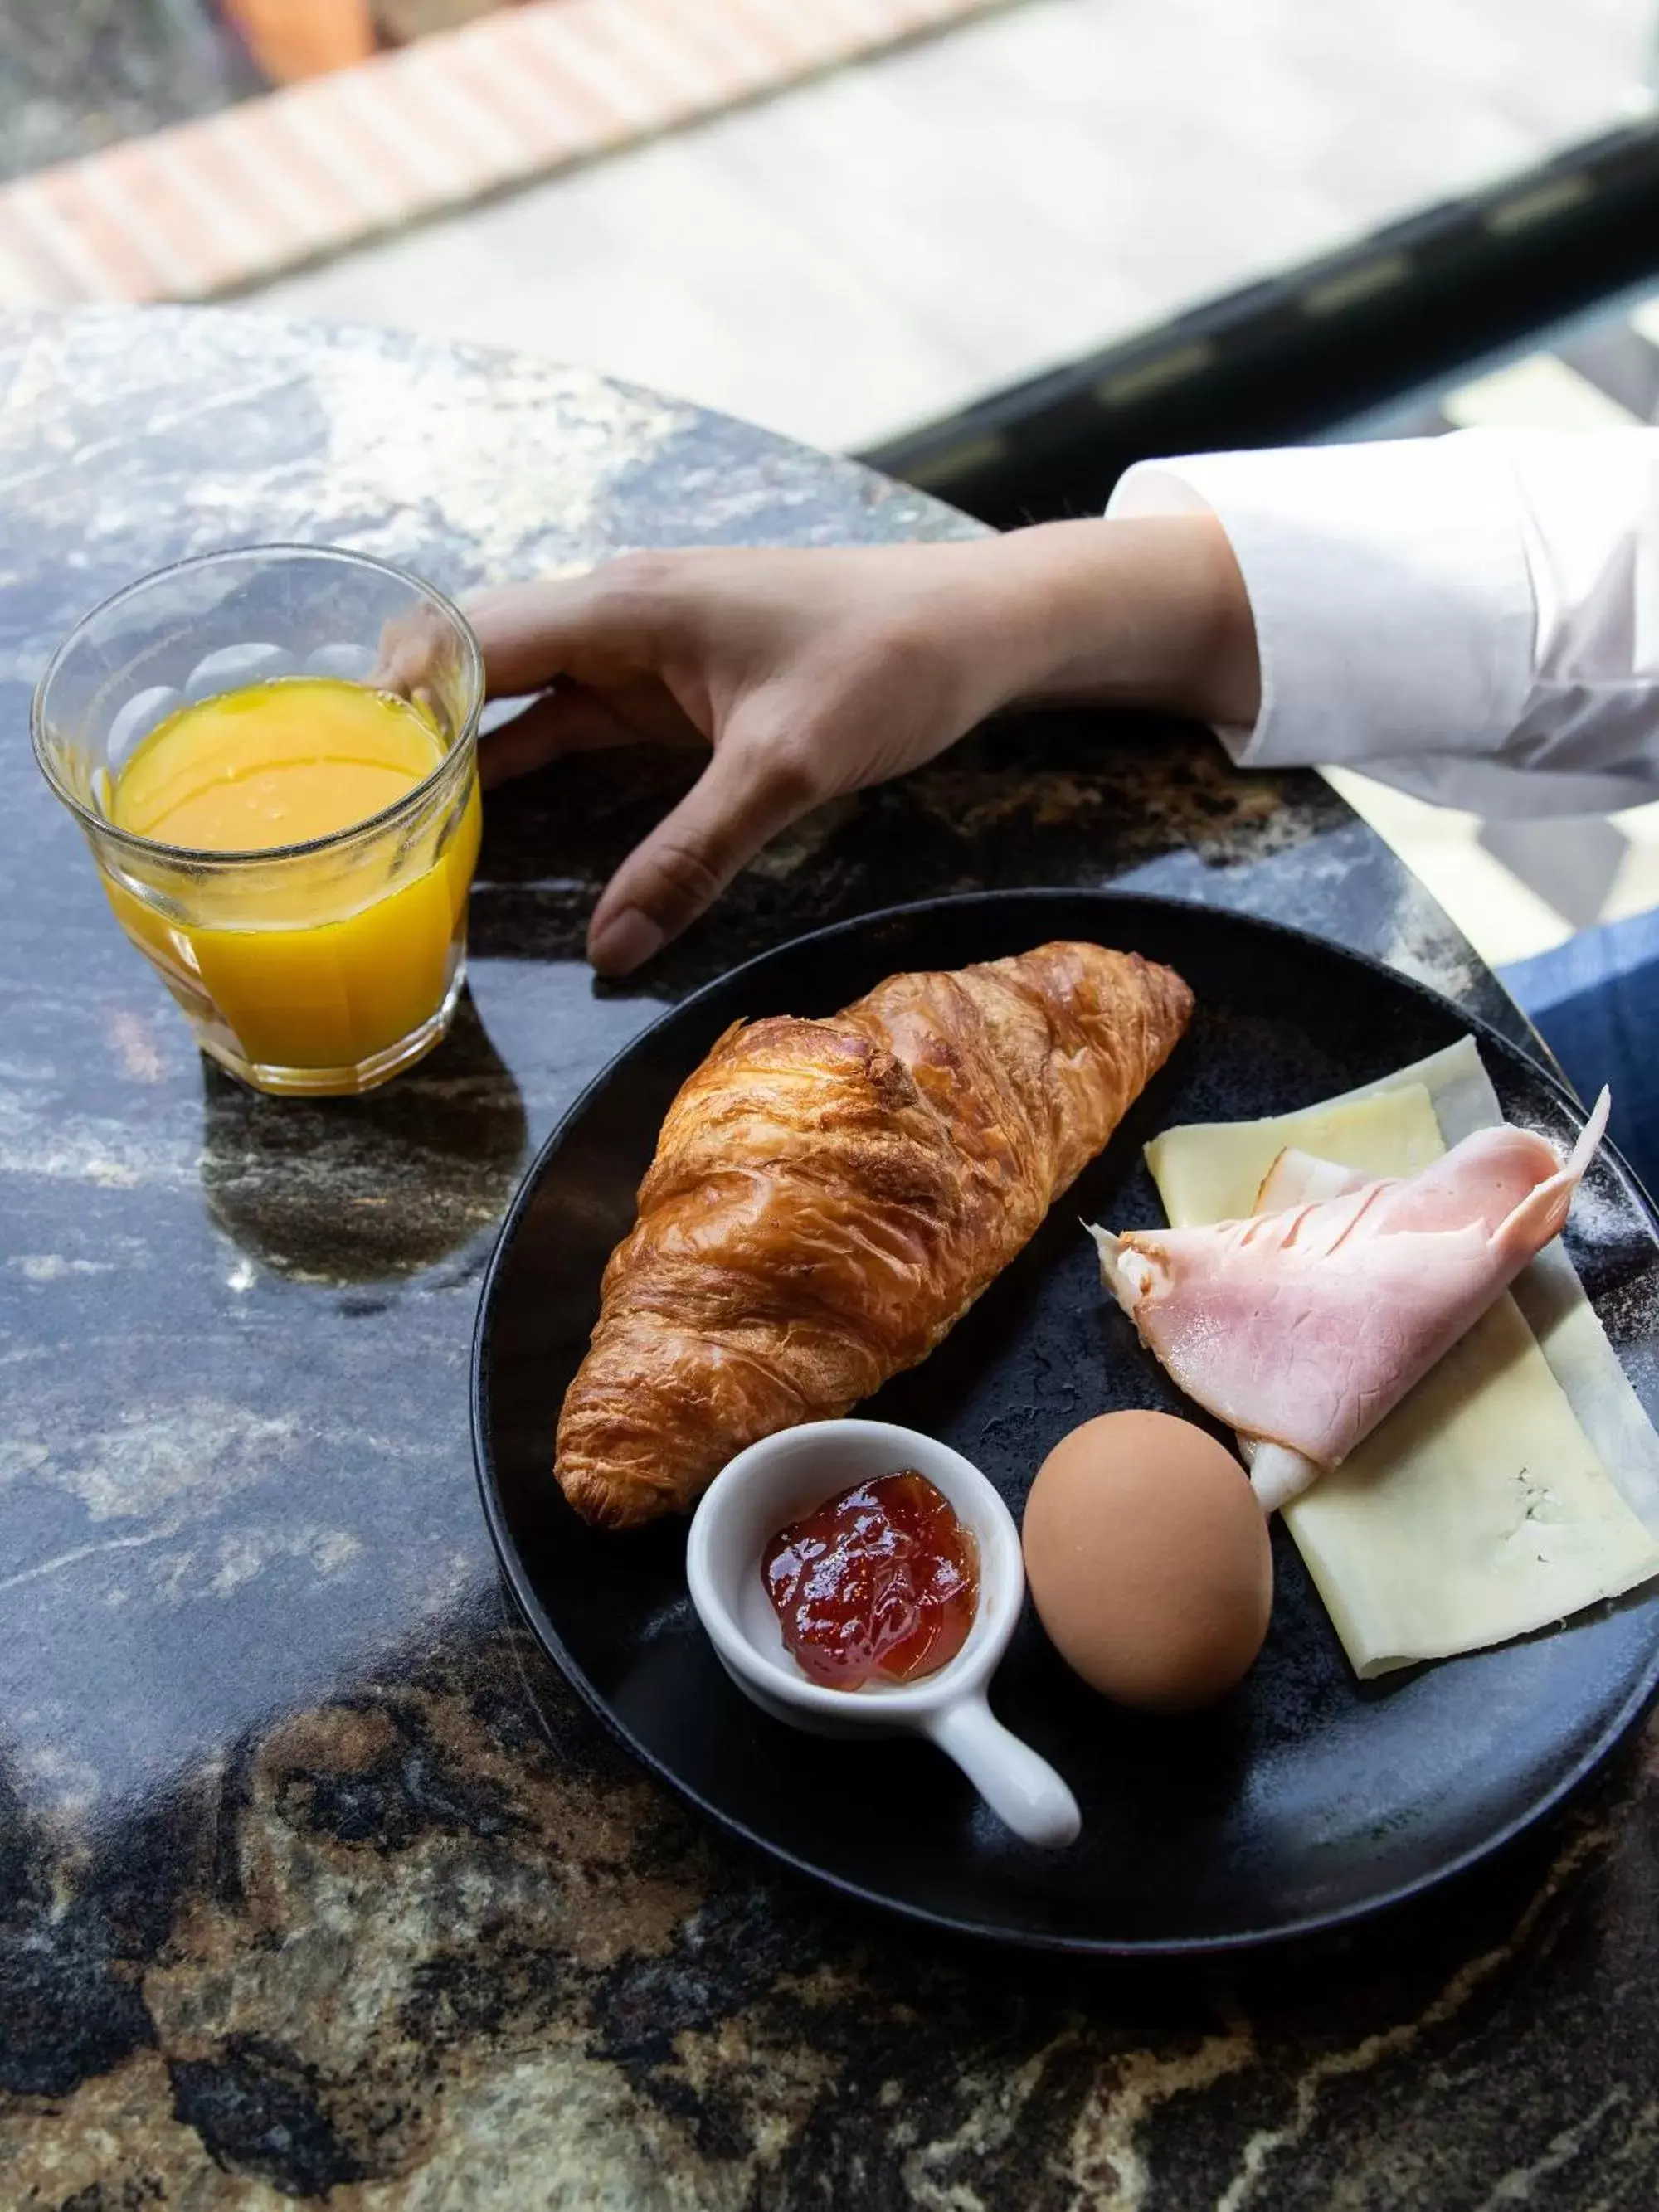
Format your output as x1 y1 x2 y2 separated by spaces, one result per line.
1092 1090 1610 1512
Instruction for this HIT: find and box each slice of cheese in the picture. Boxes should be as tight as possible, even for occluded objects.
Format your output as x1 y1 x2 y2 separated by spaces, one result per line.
1147 1083 1447 1227
1143 1071 1659 1676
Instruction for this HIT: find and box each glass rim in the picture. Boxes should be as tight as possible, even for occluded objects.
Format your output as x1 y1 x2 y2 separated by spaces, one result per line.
30 542 486 868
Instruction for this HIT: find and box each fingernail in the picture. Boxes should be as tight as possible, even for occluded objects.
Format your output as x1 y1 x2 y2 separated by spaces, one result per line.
590 907 664 977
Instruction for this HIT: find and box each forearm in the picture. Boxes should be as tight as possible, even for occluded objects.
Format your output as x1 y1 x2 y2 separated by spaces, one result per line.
946 514 1262 730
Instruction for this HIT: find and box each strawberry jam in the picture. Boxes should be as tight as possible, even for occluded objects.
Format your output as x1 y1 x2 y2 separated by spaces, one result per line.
762 1470 980 1689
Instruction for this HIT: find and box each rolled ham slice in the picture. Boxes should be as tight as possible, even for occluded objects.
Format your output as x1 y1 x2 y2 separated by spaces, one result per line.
1092 1090 1611 1512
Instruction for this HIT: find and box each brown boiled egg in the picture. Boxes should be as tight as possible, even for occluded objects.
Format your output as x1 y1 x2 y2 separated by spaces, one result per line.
1021 1411 1272 1712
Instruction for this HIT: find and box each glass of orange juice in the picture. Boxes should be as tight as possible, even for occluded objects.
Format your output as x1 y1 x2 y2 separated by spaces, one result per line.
32 545 484 1097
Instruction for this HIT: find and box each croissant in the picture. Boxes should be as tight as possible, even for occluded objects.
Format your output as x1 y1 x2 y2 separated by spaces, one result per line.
556 940 1193 1527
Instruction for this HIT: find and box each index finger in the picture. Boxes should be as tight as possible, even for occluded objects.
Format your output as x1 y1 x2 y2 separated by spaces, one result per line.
466 578 600 699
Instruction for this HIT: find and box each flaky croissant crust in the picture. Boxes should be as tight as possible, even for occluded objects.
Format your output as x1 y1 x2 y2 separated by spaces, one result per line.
556 940 1193 1525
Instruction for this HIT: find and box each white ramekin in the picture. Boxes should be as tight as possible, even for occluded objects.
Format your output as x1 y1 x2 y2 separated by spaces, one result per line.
685 1417 1081 1849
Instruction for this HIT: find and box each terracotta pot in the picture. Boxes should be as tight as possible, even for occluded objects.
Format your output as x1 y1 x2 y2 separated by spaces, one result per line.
221 0 378 82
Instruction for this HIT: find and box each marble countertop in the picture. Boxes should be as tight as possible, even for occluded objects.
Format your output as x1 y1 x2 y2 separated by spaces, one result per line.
1 309 1652 2210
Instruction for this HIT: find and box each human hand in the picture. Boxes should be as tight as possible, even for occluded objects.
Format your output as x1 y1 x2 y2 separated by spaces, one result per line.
470 542 1021 975
470 516 1253 975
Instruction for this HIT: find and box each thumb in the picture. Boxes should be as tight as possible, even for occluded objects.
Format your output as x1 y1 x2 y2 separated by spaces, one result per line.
587 733 815 976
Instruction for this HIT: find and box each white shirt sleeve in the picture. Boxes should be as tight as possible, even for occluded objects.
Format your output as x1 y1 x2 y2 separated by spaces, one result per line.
1107 428 1659 818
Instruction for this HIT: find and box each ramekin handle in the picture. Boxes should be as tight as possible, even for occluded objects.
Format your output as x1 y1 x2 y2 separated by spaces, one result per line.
922 1696 1081 1849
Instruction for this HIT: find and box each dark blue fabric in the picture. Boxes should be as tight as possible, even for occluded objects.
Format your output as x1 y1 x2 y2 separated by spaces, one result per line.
1501 907 1659 1201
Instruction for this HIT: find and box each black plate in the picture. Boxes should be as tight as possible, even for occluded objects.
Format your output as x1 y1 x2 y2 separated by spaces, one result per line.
471 891 1659 1955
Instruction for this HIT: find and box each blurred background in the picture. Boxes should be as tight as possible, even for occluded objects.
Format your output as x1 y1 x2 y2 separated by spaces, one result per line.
6 0 1659 972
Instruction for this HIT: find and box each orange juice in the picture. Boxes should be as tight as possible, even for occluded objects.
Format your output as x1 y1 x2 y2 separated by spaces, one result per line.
101 675 481 1080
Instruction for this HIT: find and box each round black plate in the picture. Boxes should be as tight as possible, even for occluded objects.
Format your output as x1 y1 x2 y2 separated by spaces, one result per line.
472 891 1659 1954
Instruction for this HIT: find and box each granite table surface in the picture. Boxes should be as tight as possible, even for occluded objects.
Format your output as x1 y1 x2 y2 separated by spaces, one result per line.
0 307 1653 2211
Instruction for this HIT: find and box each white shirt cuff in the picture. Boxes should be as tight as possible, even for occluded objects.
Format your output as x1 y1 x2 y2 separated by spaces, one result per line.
1107 435 1537 777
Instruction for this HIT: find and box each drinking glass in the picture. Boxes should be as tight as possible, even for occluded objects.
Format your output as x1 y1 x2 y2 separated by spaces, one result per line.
33 545 484 1096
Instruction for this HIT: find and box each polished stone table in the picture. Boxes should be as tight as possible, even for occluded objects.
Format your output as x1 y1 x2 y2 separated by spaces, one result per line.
1 309 1652 2209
